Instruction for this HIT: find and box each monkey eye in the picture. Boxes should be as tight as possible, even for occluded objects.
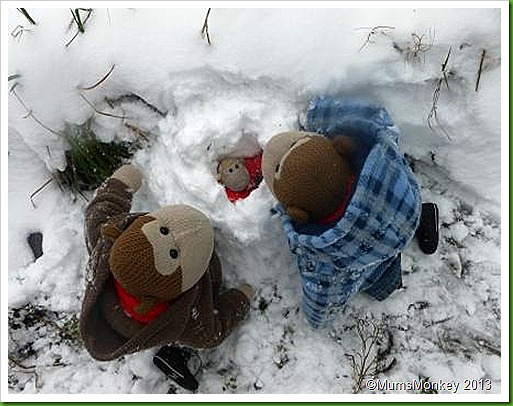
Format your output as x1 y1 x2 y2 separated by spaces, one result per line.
160 227 169 235
228 168 233 173
235 164 240 169
169 249 179 259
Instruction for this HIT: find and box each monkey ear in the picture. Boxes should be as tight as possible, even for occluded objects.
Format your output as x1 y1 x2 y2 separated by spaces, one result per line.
331 135 354 159
286 206 310 224
101 223 123 242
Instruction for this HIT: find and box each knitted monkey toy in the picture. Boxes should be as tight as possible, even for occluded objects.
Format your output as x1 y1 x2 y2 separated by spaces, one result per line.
262 131 356 225
80 164 252 361
217 153 263 202
262 99 421 329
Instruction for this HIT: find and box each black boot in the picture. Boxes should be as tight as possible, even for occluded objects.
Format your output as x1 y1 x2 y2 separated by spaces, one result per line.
153 345 200 391
416 203 439 255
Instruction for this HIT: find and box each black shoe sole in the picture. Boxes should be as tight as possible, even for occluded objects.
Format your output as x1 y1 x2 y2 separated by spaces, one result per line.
416 203 439 255
153 346 199 391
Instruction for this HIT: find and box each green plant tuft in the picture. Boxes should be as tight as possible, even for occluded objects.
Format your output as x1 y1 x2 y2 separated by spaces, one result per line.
54 118 135 198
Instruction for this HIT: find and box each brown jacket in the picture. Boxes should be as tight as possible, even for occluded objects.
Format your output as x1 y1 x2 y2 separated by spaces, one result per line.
80 178 250 361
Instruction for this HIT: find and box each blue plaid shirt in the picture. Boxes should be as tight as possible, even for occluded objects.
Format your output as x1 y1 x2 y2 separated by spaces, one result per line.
274 97 421 329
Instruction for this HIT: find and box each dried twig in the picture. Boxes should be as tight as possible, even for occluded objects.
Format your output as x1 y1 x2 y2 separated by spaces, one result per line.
427 80 452 141
78 64 116 91
11 24 32 40
346 317 394 393
124 123 150 141
17 8 36 25
477 339 501 357
79 93 125 119
10 89 61 137
70 9 84 33
422 315 453 328
105 93 167 117
9 355 36 371
8 304 81 391
427 47 453 141
8 355 41 389
475 49 486 92
201 8 212 45
393 30 435 64
65 8 93 47
408 32 433 63
440 46 452 90
357 25 395 52
29 177 55 208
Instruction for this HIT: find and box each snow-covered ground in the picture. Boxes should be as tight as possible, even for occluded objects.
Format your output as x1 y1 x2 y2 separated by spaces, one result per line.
3 3 508 401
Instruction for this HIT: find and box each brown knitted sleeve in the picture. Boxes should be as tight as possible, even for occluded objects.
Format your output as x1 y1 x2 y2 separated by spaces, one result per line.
209 288 250 346
84 178 134 254
209 252 223 303
208 253 250 346
180 258 250 349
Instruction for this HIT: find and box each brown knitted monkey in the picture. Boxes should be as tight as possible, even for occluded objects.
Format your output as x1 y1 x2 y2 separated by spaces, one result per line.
262 131 355 224
80 164 252 361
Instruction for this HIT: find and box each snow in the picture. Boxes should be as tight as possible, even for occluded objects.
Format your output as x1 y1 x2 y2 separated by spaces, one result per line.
2 3 507 401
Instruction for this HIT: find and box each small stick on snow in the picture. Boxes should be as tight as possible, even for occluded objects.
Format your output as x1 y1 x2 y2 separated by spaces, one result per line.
17 8 36 25
441 46 452 90
8 355 42 389
357 25 395 52
79 93 126 119
30 177 55 208
201 8 212 45
475 49 486 92
78 64 116 91
427 47 453 141
65 8 93 47
10 89 61 137
11 25 32 40
105 93 167 117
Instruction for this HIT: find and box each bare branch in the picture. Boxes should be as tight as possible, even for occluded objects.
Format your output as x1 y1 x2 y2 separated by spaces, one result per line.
11 24 32 41
65 8 93 47
357 25 395 52
17 8 36 25
29 177 55 208
105 93 167 117
475 49 486 92
79 93 125 119
201 8 212 45
346 316 394 393
10 89 61 137
427 47 453 141
78 64 116 91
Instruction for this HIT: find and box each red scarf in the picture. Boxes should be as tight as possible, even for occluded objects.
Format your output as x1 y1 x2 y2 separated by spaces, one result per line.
316 173 357 225
113 279 170 324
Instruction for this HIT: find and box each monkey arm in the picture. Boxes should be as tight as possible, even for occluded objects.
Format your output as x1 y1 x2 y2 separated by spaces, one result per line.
179 259 250 349
84 178 134 254
207 288 250 347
